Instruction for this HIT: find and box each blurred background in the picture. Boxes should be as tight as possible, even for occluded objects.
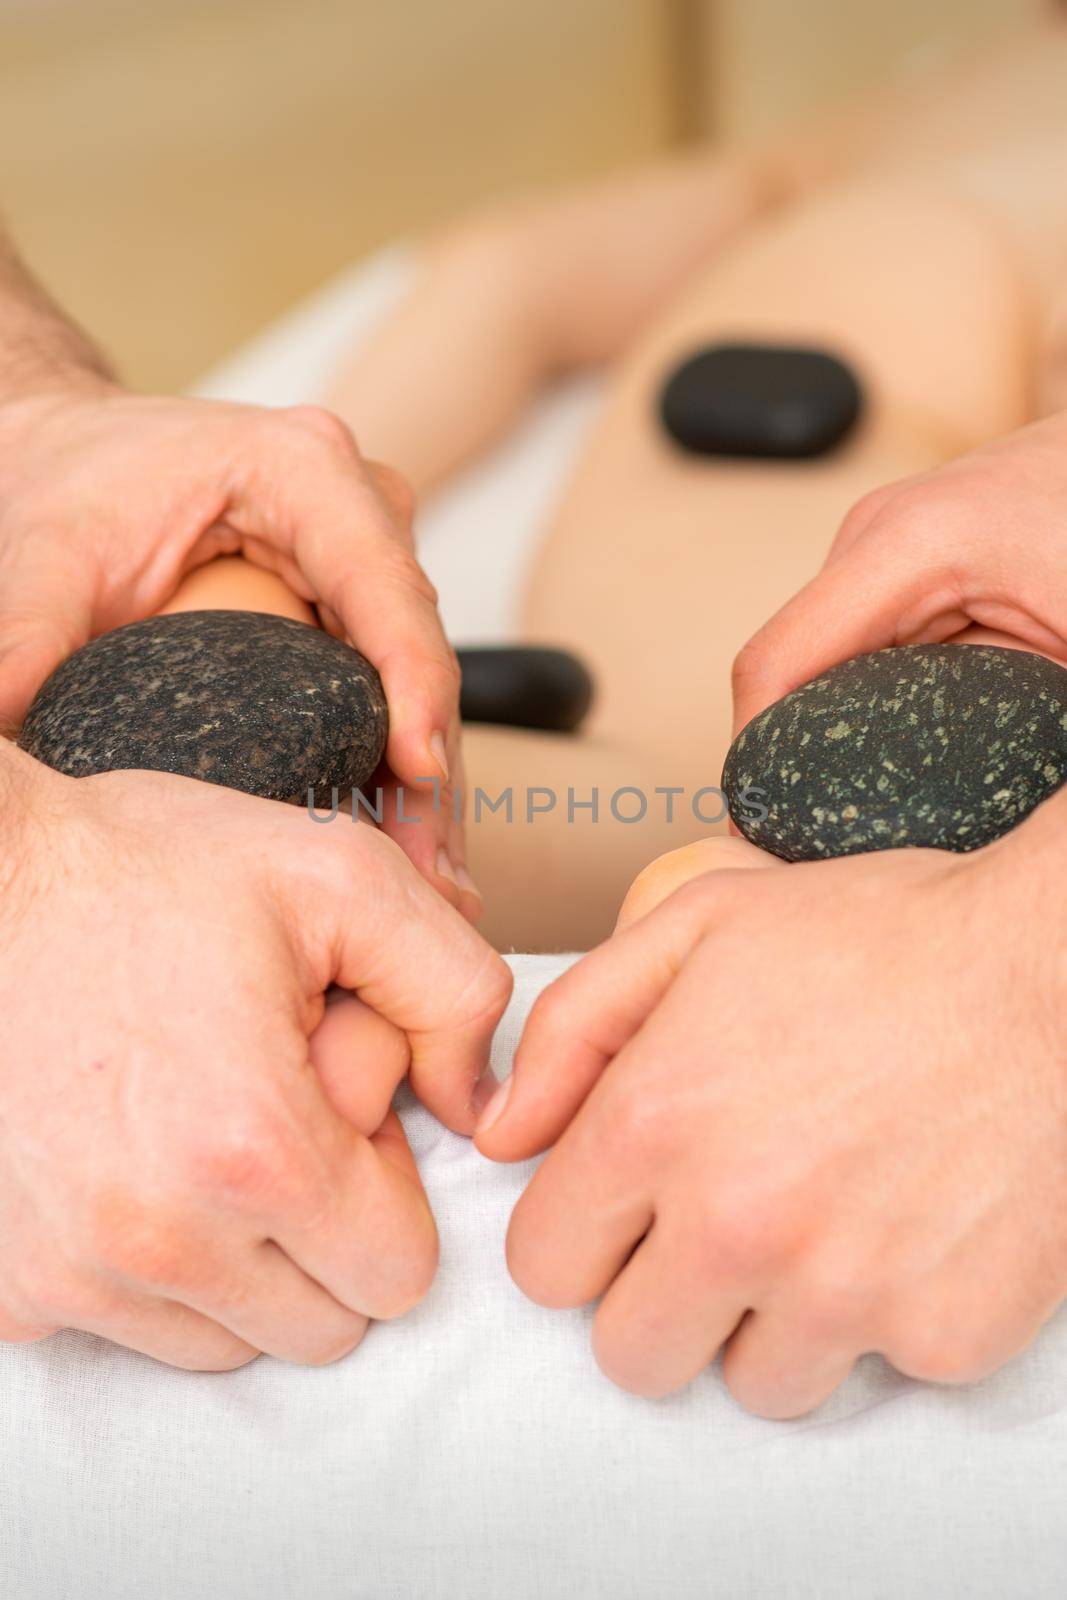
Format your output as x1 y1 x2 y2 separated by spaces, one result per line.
0 0 1043 391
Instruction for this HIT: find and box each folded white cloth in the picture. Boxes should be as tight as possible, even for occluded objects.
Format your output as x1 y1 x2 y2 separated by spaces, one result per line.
2 953 1066 1600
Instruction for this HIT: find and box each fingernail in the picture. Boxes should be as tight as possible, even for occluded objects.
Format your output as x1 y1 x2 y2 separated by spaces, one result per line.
471 1065 499 1117
429 731 449 783
455 864 482 902
476 1073 512 1136
435 847 459 888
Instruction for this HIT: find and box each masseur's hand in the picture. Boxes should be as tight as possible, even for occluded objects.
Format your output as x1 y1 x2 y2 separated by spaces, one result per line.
0 384 473 911
475 796 1067 1416
0 741 509 1369
731 408 1067 731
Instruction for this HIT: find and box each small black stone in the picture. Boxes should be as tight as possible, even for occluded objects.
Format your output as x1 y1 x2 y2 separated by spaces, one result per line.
457 646 594 732
659 343 864 460
19 610 388 806
722 644 1067 862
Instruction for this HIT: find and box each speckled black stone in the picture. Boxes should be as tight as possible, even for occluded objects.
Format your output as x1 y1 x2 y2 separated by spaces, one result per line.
18 610 388 805
659 343 864 460
722 644 1067 861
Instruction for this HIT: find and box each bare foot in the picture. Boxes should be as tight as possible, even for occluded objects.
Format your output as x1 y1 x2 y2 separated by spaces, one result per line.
616 836 783 931
159 555 317 624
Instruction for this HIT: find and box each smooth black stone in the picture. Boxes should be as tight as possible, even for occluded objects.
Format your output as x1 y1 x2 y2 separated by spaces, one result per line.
457 646 594 732
659 343 864 460
19 610 388 805
722 644 1067 862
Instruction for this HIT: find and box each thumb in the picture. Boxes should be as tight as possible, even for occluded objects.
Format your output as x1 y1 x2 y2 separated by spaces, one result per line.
308 989 411 1133
0 581 88 733
475 877 722 1162
290 825 513 1136
0 633 74 735
729 533 957 736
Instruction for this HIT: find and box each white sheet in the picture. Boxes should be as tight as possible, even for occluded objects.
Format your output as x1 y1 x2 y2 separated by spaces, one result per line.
2 954 1066 1599
2 255 1062 1598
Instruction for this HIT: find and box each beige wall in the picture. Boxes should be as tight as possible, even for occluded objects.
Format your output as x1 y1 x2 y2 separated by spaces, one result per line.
0 0 1048 390
698 0 1045 138
0 0 680 390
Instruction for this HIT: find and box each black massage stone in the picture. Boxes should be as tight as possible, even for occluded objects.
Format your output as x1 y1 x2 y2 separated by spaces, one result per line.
457 646 594 732
722 644 1067 862
659 343 864 460
18 610 388 805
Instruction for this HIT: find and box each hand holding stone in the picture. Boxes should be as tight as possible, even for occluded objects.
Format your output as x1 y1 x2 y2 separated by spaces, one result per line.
18 610 389 806
723 643 1067 861
0 387 468 907
0 743 511 1369
730 408 1067 734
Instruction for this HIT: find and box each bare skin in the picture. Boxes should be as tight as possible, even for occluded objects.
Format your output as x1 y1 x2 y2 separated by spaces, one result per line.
476 785 1067 1414
0 227 507 1368
325 11 1067 950
470 414 1067 1410
462 20 1067 1412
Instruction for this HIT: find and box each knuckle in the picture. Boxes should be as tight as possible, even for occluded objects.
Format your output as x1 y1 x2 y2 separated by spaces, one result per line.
296 1319 369 1368
691 1182 797 1281
668 873 734 927
730 635 768 702
29 1271 109 1330
798 1246 880 1337
471 950 514 1030
598 1086 672 1169
341 544 440 612
88 1206 191 1288
186 1113 309 1213
437 643 462 691
0 1300 59 1344
372 1268 436 1323
591 1320 649 1396
370 461 417 523
838 483 898 542
188 1340 260 1374
280 403 357 455
721 1353 806 1421
368 1221 440 1321
388 546 440 609
526 980 578 1044
591 1304 685 1399
504 1220 571 1310
889 1317 999 1386
876 483 965 549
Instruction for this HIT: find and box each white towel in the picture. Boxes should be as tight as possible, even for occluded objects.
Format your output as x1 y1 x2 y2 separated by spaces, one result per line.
2 952 1066 1600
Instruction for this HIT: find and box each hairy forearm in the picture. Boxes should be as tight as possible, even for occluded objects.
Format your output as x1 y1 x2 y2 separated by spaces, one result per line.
0 225 115 407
